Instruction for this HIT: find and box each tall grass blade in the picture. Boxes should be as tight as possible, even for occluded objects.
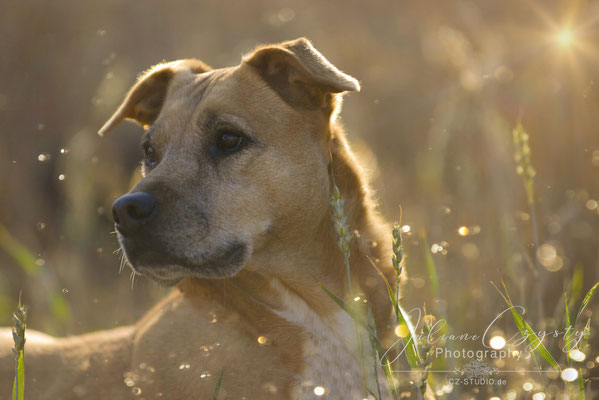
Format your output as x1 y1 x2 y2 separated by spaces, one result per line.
50 292 72 325
0 223 39 276
366 307 384 400
553 267 584 328
382 358 399 399
564 289 582 400
421 233 440 300
575 281 599 324
566 273 584 400
570 266 583 305
319 284 381 347
367 257 420 369
492 281 560 371
212 369 224 400
321 284 403 398
564 295 572 363
12 355 24 400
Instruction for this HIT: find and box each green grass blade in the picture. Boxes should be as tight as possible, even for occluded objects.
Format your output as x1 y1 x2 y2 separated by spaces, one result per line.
421 233 440 299
382 358 399 399
367 258 420 369
553 268 585 329
580 317 591 353
570 266 583 304
395 305 420 369
492 281 560 371
564 291 578 394
366 307 384 400
566 275 584 400
367 257 399 318
319 284 382 347
574 368 585 399
321 284 405 397
212 369 224 400
17 353 24 400
575 281 599 324
50 292 72 325
367 303 399 399
0 223 39 276
564 295 572 363
11 351 24 400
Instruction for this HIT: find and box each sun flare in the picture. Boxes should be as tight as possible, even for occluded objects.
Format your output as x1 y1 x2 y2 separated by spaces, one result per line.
557 30 572 45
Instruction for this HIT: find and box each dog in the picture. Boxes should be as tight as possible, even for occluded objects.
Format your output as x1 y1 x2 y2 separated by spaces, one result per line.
0 38 399 399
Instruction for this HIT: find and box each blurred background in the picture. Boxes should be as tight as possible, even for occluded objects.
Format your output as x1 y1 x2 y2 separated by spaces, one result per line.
1 0 598 397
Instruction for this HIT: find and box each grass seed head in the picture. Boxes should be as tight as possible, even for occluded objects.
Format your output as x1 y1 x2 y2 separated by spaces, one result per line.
330 185 352 260
512 123 536 204
12 301 27 359
392 223 404 282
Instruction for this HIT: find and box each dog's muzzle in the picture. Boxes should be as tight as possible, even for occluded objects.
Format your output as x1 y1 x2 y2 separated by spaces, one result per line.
111 189 250 283
112 192 157 236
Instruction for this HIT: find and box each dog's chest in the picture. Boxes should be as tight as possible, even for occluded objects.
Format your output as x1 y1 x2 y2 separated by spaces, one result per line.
270 282 371 399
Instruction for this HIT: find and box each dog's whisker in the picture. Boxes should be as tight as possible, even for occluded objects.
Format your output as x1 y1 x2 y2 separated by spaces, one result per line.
119 254 127 274
130 270 137 290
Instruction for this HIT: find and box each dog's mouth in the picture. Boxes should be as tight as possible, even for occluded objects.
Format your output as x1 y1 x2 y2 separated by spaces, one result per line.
119 240 251 285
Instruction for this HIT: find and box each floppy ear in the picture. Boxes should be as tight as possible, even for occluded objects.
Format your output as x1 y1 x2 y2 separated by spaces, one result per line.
98 59 211 136
244 38 360 112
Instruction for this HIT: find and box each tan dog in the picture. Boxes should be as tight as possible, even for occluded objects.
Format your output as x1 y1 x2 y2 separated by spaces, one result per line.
0 38 397 399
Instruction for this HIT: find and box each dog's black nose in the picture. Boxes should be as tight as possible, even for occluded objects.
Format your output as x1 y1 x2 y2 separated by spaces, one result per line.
112 192 156 235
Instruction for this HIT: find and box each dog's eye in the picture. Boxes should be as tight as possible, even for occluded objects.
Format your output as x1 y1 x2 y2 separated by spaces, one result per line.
216 133 245 154
145 146 158 167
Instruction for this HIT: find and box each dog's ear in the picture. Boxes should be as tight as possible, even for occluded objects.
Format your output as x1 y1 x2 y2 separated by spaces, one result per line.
244 38 360 112
98 59 211 136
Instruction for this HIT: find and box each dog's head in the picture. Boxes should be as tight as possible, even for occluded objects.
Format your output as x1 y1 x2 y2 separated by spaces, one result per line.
100 38 360 285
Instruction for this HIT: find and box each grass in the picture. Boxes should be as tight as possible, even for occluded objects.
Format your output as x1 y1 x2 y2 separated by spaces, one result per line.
329 185 354 296
11 298 26 400
0 223 72 335
513 124 546 329
212 369 224 400
491 279 560 372
326 184 433 398
0 224 39 277
4 122 598 398
322 122 599 398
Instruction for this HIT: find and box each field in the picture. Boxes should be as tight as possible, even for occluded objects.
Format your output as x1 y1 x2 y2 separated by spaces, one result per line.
1 1 599 398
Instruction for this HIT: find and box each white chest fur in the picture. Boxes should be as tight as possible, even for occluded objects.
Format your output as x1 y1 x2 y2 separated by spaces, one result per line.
269 279 376 400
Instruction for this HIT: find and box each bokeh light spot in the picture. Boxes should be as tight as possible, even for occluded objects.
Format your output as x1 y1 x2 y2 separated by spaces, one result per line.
490 336 506 350
561 367 579 382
